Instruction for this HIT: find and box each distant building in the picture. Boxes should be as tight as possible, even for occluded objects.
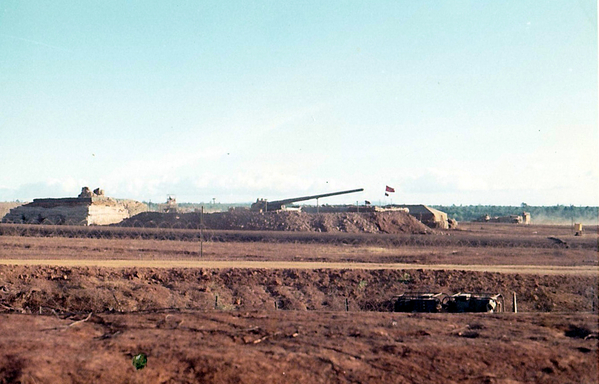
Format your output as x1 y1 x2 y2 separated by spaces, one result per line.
159 195 178 213
1 187 135 226
392 205 450 229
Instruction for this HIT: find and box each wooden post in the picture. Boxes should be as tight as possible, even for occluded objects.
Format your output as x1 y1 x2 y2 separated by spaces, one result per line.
512 292 517 313
345 298 349 312
215 294 218 309
199 206 204 258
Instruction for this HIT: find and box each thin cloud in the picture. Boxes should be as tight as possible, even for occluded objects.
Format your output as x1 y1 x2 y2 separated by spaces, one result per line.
0 33 72 52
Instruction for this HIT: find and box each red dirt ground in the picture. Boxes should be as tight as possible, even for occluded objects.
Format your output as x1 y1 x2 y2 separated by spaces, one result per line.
0 221 597 383
0 311 596 383
118 210 432 234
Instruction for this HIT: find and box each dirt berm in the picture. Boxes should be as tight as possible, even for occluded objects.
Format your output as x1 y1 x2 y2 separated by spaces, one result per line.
1 265 595 314
118 210 431 234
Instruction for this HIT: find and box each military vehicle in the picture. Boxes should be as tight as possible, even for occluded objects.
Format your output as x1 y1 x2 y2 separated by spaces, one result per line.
443 293 504 313
250 188 364 212
393 292 504 313
394 292 444 313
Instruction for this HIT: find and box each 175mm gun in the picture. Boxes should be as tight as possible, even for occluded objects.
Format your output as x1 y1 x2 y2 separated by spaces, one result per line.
250 188 364 212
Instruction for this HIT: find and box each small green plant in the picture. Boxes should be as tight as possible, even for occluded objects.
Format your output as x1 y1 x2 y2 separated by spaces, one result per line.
358 280 368 290
132 353 147 370
399 272 413 283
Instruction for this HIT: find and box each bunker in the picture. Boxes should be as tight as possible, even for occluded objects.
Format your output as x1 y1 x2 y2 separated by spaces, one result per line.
1 187 139 226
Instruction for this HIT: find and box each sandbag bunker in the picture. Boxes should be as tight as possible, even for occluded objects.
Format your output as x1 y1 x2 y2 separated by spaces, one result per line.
394 292 504 313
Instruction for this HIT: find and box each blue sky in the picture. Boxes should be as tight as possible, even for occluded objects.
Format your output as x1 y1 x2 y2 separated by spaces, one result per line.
1 1 597 206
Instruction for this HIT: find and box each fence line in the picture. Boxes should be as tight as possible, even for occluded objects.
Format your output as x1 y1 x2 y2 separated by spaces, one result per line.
0 295 397 316
3 293 577 317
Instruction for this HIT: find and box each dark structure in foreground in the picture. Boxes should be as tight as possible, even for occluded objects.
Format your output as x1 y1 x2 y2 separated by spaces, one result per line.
394 292 504 313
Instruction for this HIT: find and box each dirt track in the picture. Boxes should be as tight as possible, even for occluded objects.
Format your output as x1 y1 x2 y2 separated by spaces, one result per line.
0 259 596 276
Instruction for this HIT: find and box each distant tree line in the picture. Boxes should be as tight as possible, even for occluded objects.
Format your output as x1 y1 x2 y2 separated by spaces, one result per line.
431 204 598 224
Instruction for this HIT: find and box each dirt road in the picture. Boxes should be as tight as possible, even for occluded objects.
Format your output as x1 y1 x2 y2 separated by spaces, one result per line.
0 258 596 275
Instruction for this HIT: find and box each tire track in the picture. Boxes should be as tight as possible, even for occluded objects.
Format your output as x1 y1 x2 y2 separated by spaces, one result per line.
0 259 595 275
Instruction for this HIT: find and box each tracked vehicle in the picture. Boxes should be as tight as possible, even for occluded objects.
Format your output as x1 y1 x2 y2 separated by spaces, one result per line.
443 293 504 313
393 293 444 313
393 292 504 313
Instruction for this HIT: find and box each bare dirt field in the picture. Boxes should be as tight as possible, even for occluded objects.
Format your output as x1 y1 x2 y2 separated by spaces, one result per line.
0 311 596 383
0 221 597 383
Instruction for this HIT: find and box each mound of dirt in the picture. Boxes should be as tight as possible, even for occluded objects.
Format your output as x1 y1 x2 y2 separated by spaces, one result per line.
119 210 431 234
116 199 148 217
0 265 595 314
0 202 23 220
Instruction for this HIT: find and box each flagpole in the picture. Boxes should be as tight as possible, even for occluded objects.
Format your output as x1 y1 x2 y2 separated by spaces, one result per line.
385 185 396 206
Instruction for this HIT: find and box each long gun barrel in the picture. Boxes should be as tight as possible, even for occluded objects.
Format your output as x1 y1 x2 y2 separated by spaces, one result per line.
251 188 364 212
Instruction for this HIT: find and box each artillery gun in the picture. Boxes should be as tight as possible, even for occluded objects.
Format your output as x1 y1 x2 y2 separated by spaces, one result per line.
250 188 364 212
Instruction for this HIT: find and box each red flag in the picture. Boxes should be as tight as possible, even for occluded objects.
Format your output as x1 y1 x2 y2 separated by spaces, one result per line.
385 185 395 193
